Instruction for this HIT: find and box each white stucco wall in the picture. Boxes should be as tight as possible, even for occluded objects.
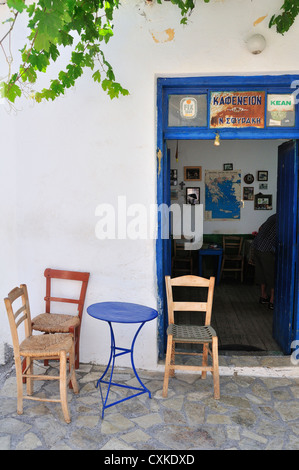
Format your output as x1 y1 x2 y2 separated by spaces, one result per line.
1 0 299 368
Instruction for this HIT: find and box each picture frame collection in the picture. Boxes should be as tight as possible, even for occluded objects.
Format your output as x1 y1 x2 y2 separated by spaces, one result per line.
243 170 272 209
171 165 272 209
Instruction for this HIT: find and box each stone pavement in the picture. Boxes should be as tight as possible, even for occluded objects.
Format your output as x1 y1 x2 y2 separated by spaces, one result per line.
1 352 299 451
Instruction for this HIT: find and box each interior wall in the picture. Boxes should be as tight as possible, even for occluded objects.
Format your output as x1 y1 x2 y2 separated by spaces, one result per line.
168 139 279 234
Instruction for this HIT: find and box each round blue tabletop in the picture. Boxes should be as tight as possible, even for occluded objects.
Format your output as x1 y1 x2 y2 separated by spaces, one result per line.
87 301 158 324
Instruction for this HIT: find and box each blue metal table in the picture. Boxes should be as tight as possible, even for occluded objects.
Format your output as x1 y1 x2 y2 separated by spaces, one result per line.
87 301 158 418
198 246 223 285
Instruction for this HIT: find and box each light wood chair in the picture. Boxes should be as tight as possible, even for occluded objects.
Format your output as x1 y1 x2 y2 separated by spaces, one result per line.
220 236 244 282
31 268 90 369
4 284 79 423
162 275 220 399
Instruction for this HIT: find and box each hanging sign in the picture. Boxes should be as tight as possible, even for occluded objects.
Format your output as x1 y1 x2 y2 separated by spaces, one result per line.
210 91 265 128
180 97 197 119
267 94 295 126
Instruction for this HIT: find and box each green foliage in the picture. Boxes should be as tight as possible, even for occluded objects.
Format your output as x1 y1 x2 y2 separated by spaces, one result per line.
1 0 129 103
0 0 298 104
269 0 299 34
7 0 26 13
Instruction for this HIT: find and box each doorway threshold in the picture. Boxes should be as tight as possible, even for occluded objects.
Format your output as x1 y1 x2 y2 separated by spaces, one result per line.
157 353 298 379
219 347 284 357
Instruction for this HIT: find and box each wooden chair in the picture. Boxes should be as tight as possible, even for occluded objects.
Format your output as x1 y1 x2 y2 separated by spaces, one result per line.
220 236 244 282
162 275 220 399
172 239 193 276
4 284 79 423
31 268 90 369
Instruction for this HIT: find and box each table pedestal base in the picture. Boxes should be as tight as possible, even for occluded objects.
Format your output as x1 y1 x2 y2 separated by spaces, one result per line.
96 321 151 418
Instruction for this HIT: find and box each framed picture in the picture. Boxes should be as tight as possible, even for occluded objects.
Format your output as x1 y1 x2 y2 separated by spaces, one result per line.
184 166 202 181
170 169 178 186
244 173 254 184
258 171 268 181
254 193 272 210
243 187 254 201
223 163 233 171
186 187 200 204
259 183 268 190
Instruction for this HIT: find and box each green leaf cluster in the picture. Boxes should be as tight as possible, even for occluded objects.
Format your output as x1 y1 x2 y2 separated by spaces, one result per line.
1 0 129 103
269 0 299 34
1 0 299 104
157 0 203 24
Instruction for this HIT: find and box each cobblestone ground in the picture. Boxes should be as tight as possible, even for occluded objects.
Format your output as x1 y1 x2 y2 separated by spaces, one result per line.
1 353 299 450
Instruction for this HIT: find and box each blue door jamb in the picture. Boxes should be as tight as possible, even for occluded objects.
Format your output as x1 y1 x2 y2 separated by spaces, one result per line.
156 74 299 359
274 141 299 353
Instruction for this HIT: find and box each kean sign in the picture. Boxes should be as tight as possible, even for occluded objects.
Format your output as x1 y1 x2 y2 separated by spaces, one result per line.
210 91 265 128
267 94 295 126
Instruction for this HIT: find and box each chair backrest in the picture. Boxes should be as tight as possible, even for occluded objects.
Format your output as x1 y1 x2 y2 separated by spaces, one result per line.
44 268 90 319
4 284 32 354
223 236 243 255
165 275 215 326
173 240 191 258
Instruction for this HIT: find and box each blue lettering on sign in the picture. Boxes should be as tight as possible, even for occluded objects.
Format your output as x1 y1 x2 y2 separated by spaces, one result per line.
212 95 262 106
220 117 261 125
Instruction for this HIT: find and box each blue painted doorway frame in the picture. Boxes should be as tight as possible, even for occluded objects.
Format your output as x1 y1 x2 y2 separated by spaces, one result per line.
274 141 299 353
156 75 299 358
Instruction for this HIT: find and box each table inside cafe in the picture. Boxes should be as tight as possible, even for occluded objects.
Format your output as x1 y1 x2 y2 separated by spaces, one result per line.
198 243 223 285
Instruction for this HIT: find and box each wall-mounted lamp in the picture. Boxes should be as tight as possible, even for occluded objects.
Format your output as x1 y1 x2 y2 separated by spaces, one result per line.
214 133 220 147
246 34 266 55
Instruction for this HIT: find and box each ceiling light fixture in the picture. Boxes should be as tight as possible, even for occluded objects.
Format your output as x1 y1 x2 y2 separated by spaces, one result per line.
214 133 220 146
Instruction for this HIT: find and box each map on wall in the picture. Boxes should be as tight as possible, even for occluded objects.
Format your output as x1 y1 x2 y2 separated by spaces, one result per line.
205 170 241 220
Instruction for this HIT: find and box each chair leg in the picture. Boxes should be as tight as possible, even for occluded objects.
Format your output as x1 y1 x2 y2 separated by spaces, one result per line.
220 258 225 280
69 340 79 394
212 336 220 399
15 357 24 415
26 357 33 396
22 358 27 384
59 351 71 423
163 335 173 398
75 333 80 370
202 343 209 380
170 340 175 378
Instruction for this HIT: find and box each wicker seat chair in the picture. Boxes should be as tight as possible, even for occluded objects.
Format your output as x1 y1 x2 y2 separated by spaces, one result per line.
31 268 90 369
162 274 220 399
4 284 79 423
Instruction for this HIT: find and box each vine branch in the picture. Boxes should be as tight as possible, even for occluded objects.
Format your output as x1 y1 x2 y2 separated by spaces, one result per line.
0 0 298 104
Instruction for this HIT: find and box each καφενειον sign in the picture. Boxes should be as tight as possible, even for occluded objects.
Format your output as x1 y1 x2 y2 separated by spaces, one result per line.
210 91 265 128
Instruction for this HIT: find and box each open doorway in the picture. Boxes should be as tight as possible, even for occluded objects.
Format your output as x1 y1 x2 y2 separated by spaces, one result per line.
156 75 299 360
167 138 283 354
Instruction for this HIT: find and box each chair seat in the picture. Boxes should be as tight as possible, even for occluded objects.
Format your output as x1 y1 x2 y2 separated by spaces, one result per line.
20 333 73 357
167 324 216 343
32 313 80 333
